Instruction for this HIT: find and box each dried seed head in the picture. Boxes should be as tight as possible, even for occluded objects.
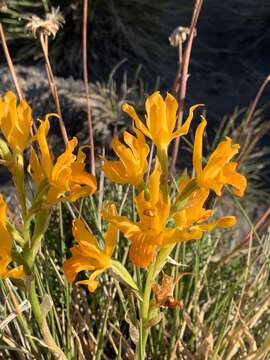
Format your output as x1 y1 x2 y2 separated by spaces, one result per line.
169 26 197 47
25 7 65 39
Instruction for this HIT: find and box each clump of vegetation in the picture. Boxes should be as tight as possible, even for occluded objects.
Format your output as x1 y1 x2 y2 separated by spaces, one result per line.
0 1 269 359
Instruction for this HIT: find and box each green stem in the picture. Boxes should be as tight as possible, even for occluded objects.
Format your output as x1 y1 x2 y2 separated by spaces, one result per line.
13 152 27 220
28 279 67 360
23 209 67 360
137 260 156 359
23 209 50 269
157 148 169 200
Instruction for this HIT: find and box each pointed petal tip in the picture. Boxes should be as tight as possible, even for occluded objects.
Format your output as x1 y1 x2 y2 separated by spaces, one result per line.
122 103 131 112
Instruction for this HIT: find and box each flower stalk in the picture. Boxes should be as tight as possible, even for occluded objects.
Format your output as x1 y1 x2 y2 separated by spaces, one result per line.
28 279 67 360
13 152 27 220
23 209 67 360
137 260 156 359
157 148 169 200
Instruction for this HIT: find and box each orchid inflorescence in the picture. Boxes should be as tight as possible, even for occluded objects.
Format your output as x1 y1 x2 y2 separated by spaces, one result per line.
0 89 247 359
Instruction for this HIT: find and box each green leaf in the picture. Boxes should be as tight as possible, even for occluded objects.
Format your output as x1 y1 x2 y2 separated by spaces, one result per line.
110 260 142 299
154 245 175 278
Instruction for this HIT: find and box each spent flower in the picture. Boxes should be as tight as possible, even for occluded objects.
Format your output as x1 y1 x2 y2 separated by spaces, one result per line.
26 7 65 38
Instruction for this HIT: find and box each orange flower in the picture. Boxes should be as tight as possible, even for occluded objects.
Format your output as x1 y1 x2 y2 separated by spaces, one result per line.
28 115 97 205
104 165 237 268
102 125 149 186
103 160 171 267
0 195 24 279
193 118 247 196
63 207 118 292
123 91 202 151
0 91 32 153
172 183 236 239
103 161 201 268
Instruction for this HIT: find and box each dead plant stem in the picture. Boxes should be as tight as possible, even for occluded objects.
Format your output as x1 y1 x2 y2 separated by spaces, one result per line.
170 0 203 175
0 23 24 101
39 33 68 145
83 0 95 175
239 74 270 138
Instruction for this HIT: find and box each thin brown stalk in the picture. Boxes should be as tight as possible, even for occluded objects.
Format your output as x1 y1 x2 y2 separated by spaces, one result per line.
239 74 270 139
39 33 68 145
0 24 37 134
170 0 204 175
82 0 95 175
171 41 183 97
0 23 24 101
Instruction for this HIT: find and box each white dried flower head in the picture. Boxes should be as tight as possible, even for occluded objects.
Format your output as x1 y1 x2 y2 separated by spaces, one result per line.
25 7 65 39
169 26 197 47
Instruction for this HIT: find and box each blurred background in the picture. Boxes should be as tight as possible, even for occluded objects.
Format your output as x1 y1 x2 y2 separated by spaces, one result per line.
1 0 270 116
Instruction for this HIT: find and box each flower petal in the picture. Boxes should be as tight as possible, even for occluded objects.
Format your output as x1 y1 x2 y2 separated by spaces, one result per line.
63 254 97 282
76 269 105 293
72 219 100 250
172 104 204 141
193 117 207 177
129 233 158 268
165 92 178 135
122 103 152 139
28 147 45 185
198 216 236 231
222 162 247 197
163 227 203 245
103 203 118 257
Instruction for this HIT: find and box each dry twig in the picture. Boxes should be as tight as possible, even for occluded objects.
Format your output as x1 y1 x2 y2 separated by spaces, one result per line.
39 32 68 145
0 23 24 101
170 0 204 175
82 0 95 175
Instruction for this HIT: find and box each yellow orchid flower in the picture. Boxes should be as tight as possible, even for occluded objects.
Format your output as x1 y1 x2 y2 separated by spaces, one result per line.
0 195 24 279
102 125 149 186
172 186 236 239
0 91 32 153
103 160 170 267
28 115 97 205
122 91 202 151
63 206 118 292
104 159 198 268
193 118 247 196
104 163 237 268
